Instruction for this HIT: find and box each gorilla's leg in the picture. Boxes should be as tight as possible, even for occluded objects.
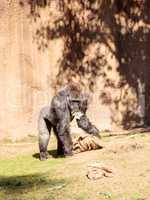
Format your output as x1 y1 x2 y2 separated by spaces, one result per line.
57 137 64 156
56 121 73 156
65 126 73 155
53 126 64 156
76 115 100 138
39 118 51 160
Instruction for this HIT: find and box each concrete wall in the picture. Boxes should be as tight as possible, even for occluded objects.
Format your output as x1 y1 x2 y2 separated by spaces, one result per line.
0 0 149 140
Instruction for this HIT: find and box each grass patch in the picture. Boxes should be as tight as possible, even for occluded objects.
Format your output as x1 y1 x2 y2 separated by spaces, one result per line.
0 153 66 200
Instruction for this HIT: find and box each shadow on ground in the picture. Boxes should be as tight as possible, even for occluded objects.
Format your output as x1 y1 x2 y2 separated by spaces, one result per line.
32 149 59 159
0 173 67 199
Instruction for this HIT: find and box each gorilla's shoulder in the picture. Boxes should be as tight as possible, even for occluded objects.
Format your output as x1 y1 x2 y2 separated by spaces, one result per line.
39 106 50 117
58 87 70 97
53 95 67 105
51 94 68 110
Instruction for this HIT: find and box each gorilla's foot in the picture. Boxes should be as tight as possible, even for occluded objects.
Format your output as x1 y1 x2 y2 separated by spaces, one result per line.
40 152 47 161
64 151 74 157
56 150 73 158
46 151 52 159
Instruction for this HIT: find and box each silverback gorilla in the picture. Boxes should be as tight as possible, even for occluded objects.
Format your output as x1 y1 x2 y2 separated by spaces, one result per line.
38 84 100 160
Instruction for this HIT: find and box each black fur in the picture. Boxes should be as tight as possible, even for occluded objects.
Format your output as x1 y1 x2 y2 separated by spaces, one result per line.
38 86 100 160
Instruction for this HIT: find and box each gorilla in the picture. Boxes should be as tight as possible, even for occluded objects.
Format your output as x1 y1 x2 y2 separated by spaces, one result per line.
38 84 100 160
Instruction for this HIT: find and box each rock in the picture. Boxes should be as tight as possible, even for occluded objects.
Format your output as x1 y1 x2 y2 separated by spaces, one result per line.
87 162 114 180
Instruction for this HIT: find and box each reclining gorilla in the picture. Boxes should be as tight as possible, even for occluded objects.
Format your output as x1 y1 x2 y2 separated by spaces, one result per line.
38 84 100 160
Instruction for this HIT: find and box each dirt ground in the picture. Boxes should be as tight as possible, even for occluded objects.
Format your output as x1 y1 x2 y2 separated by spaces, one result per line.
0 131 150 200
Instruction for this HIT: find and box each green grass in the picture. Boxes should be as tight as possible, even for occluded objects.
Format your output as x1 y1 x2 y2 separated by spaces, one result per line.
0 149 92 200
0 153 66 200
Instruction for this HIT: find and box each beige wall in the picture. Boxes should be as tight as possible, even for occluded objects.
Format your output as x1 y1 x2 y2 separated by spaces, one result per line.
0 0 54 139
0 0 149 140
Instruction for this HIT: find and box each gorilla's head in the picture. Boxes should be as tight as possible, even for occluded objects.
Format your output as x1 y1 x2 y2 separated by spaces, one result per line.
66 82 89 116
68 99 81 115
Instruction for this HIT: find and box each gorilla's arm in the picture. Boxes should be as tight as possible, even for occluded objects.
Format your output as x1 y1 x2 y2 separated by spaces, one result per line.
76 115 100 138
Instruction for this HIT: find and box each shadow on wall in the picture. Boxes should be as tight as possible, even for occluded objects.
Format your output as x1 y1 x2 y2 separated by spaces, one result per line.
20 0 150 129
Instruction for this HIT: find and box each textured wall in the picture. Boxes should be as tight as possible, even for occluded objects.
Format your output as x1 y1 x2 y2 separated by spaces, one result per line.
0 0 149 140
0 0 62 139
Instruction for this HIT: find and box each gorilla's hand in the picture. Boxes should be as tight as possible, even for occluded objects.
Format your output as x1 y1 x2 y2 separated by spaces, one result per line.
76 115 101 138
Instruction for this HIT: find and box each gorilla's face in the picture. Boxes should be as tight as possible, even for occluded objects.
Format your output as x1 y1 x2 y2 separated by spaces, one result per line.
68 95 88 116
68 99 80 114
